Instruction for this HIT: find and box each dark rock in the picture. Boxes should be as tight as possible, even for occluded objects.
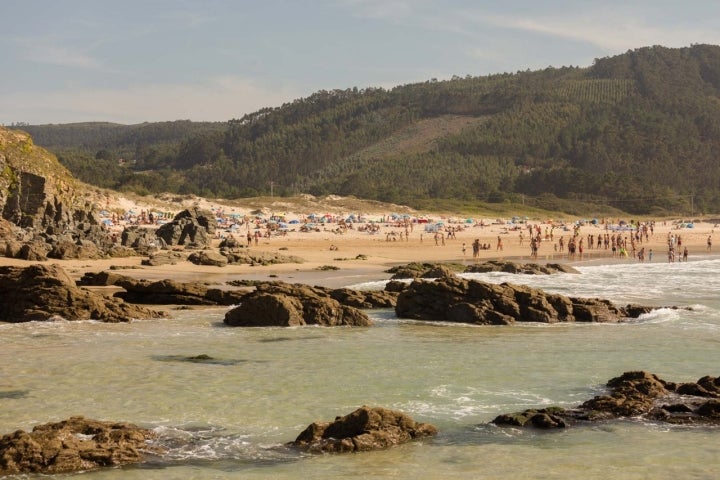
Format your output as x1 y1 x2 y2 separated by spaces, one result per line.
493 371 720 429
395 277 653 325
17 240 49 261
420 264 458 279
288 406 437 453
156 208 216 249
142 251 186 266
114 277 246 306
224 282 372 327
218 234 242 248
188 250 228 267
0 416 159 475
77 270 129 286
328 288 398 309
464 260 580 275
221 248 304 266
121 226 164 254
47 238 103 260
384 280 409 293
224 291 371 327
387 262 463 280
0 264 166 323
106 245 139 258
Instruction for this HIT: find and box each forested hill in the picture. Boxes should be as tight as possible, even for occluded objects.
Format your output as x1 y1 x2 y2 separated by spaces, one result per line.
13 44 720 215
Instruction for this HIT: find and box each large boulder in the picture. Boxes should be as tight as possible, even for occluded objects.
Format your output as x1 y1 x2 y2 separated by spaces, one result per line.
288 406 437 453
0 264 166 323
0 416 159 475
47 238 103 260
395 277 657 325
155 208 216 249
224 282 372 327
493 371 720 429
121 226 164 253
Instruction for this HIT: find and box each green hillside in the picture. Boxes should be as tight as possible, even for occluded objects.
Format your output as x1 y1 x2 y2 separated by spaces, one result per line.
14 44 720 215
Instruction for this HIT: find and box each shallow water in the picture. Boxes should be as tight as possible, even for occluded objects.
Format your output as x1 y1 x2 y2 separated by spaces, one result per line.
1 257 719 478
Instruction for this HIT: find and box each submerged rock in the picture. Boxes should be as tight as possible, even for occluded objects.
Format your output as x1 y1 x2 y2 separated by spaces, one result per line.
288 406 437 453
0 416 159 475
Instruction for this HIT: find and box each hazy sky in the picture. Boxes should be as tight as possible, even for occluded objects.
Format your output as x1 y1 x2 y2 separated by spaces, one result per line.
2 0 719 125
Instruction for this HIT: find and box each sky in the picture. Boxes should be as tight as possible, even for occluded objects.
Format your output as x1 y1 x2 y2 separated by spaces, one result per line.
2 0 720 125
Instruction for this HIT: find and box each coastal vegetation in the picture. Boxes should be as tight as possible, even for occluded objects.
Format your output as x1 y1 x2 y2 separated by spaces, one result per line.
12 44 720 216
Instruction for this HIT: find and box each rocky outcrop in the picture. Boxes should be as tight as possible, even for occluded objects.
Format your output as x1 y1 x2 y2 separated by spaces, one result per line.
121 226 165 254
464 260 580 275
249 282 398 310
327 287 398 309
224 282 372 327
386 262 463 280
0 264 166 323
113 277 246 306
155 208 216 249
395 277 657 325
386 261 579 279
0 128 94 231
142 250 187 266
0 416 159 475
0 128 119 259
288 406 437 453
188 250 229 267
493 371 720 428
221 248 305 266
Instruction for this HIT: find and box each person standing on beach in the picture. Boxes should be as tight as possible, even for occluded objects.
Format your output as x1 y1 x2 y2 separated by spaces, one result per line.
708 235 712 251
683 247 688 262
496 236 503 251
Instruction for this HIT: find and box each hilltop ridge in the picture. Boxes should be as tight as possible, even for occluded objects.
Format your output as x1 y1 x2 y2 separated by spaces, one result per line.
13 44 720 216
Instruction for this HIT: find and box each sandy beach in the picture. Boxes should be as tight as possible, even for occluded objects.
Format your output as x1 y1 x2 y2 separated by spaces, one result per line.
2 192 716 289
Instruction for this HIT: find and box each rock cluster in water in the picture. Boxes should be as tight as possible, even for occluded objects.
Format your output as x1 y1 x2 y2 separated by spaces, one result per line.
464 260 580 275
387 261 579 279
288 406 438 453
0 416 159 476
395 276 656 324
493 371 720 428
0 264 166 323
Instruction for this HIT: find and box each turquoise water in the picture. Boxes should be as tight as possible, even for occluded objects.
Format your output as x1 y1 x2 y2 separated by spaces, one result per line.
1 257 719 479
